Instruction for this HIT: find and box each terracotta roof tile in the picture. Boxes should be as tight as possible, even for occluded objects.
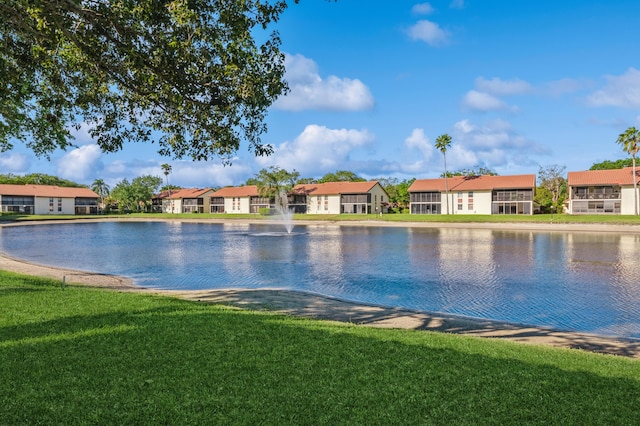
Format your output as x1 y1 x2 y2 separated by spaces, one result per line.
409 174 536 192
212 185 260 197
0 184 98 198
567 167 640 186
166 188 214 199
293 181 381 195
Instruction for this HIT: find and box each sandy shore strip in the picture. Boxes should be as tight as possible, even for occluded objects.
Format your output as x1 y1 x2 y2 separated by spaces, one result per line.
2 217 640 358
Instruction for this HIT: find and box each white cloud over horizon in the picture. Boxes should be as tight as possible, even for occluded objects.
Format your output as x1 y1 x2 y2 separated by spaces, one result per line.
255 124 374 177
273 54 375 112
57 144 102 181
0 153 30 173
587 67 640 108
449 118 548 171
404 128 434 160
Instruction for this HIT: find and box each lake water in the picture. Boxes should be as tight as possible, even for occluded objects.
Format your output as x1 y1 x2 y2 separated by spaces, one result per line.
2 221 640 339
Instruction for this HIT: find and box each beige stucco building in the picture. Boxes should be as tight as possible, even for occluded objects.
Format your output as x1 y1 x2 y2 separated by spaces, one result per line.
409 174 537 215
0 184 99 215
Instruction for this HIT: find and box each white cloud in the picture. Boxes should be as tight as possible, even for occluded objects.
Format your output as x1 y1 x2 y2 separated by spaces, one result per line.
461 90 513 112
540 78 584 96
407 20 451 47
0 153 30 173
255 124 374 177
412 3 435 15
450 0 465 9
404 128 434 160
448 119 548 170
68 122 96 146
274 54 374 112
57 144 102 181
170 160 253 188
587 67 640 108
475 77 533 96
461 77 532 112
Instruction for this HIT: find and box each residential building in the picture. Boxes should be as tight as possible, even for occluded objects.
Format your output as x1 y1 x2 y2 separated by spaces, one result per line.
293 181 389 214
409 174 536 215
210 185 262 214
157 188 215 213
567 167 640 214
0 184 99 215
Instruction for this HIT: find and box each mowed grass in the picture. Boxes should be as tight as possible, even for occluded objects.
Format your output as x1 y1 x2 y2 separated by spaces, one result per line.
2 272 640 425
8 212 640 226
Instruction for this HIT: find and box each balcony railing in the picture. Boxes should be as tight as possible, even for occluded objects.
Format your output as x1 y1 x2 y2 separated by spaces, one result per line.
572 194 620 200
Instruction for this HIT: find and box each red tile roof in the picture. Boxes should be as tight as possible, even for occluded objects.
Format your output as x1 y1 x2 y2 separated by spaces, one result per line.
567 167 640 186
212 185 260 197
166 188 214 199
293 181 382 195
409 174 536 192
0 184 98 198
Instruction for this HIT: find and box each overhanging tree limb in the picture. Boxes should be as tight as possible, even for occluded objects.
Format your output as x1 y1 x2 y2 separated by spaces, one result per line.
0 0 297 161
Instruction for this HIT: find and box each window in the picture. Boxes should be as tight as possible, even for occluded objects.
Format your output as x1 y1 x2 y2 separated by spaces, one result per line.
49 197 54 212
58 198 63 212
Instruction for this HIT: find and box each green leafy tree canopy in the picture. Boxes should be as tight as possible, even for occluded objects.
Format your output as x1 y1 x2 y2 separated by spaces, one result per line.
251 166 300 204
0 173 85 187
537 164 566 212
1 0 299 161
110 175 162 212
442 165 497 178
318 170 365 183
590 158 634 170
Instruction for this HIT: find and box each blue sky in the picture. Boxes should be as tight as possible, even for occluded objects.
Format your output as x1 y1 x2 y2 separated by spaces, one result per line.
4 0 640 189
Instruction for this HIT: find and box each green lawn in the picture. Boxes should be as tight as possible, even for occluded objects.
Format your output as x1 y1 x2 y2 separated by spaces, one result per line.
2 271 640 425
6 212 640 225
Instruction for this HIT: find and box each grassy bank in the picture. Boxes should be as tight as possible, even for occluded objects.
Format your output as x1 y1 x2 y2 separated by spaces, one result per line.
5 212 640 225
2 272 640 424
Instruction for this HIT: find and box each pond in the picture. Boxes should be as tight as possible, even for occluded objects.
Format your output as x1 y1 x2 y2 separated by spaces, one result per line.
2 221 640 339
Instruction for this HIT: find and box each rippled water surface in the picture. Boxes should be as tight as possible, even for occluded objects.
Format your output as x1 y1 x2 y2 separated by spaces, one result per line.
2 221 640 339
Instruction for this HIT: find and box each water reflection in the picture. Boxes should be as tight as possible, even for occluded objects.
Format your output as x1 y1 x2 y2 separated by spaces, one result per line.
2 221 640 339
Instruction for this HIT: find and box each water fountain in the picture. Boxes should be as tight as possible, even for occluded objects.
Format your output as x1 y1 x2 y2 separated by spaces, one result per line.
275 189 295 234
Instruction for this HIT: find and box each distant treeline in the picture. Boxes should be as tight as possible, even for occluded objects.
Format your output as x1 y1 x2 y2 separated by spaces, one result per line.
0 173 86 188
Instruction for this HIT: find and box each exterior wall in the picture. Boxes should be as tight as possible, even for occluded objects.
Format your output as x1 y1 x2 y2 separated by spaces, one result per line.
34 197 76 214
222 196 252 214
369 185 388 214
411 189 533 215
452 190 492 214
34 197 51 214
165 199 182 214
307 194 341 214
621 187 637 215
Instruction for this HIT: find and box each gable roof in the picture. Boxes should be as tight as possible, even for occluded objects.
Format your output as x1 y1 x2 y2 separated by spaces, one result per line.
293 181 384 196
166 188 214 199
0 184 98 198
409 174 536 192
211 185 260 197
567 167 640 186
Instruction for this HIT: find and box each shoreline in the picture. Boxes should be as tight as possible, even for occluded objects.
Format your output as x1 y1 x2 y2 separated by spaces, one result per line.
2 217 640 358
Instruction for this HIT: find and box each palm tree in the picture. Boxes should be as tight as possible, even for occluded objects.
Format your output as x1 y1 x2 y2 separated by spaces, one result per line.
161 163 172 195
90 178 110 211
617 127 640 215
435 134 452 214
161 163 172 213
